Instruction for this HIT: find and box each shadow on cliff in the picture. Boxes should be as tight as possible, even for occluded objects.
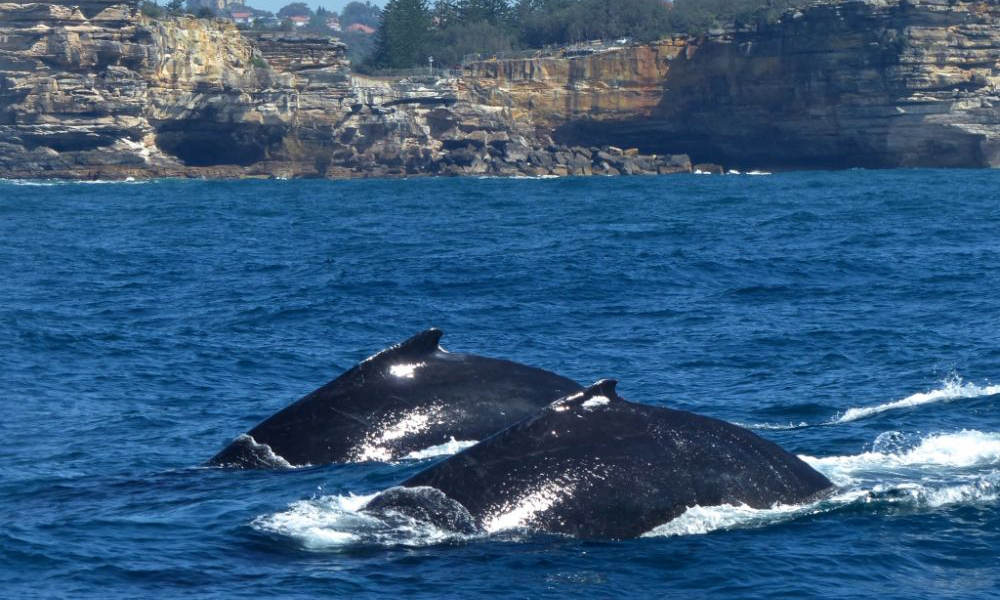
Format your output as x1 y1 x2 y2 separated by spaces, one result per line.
154 121 286 167
551 30 897 171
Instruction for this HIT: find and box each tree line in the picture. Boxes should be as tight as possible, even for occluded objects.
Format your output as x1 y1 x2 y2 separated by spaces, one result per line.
368 0 811 70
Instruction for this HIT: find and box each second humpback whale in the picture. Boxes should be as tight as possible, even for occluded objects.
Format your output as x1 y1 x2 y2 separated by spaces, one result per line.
364 379 834 539
207 329 582 468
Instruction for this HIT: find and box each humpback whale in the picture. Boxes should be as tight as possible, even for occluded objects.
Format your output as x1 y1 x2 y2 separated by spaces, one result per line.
364 379 834 539
207 329 582 468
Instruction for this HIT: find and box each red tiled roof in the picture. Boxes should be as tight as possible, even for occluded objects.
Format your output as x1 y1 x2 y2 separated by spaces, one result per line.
346 23 374 34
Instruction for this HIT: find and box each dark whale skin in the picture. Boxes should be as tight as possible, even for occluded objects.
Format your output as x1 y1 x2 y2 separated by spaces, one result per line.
381 379 833 539
207 329 582 468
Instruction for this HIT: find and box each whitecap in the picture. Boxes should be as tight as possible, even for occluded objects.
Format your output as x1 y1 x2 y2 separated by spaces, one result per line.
835 374 1000 423
639 474 1000 538
800 430 1000 486
737 421 810 431
641 497 844 538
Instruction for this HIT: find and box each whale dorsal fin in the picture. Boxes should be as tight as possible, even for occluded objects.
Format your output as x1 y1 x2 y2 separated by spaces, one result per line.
587 379 618 398
395 328 444 355
552 378 620 412
359 329 445 368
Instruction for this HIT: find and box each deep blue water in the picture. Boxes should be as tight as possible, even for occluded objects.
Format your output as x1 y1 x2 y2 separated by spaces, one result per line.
2 171 999 599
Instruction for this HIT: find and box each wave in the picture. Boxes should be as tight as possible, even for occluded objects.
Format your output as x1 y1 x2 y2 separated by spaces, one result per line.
641 476 998 538
251 492 475 550
834 375 1000 423
743 374 1000 431
0 178 153 186
0 177 159 187
255 429 1000 547
645 429 1000 537
800 429 1000 485
736 421 810 431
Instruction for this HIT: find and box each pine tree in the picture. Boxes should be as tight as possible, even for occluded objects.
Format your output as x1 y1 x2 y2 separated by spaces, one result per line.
372 0 432 69
457 0 512 26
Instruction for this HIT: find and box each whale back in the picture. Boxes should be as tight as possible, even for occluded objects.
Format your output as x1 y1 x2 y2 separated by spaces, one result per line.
397 379 833 539
207 329 582 467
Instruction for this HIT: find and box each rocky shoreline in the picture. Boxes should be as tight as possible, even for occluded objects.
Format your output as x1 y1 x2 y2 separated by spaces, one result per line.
1 0 998 180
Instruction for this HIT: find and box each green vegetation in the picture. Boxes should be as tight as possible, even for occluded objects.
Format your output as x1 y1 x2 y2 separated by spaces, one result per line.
367 0 813 70
668 0 809 35
144 0 810 72
371 0 433 69
277 2 311 18
342 1 382 27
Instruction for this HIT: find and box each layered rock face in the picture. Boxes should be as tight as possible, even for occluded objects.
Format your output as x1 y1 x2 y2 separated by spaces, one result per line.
463 41 682 126
6 0 994 178
0 2 281 177
466 0 1000 169
0 1 684 178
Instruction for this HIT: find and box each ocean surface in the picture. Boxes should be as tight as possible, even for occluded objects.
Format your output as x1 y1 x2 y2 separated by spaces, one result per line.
2 171 999 599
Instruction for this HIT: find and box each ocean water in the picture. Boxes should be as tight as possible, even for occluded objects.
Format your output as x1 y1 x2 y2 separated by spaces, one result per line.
2 171 999 599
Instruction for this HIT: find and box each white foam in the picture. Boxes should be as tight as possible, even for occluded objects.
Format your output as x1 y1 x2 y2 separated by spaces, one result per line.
638 475 999 538
0 178 153 186
800 430 1000 486
642 501 815 538
737 421 809 431
263 428 1000 547
646 429 1000 537
402 437 478 460
642 473 1000 538
916 476 999 507
252 493 374 548
836 375 1000 423
252 492 472 549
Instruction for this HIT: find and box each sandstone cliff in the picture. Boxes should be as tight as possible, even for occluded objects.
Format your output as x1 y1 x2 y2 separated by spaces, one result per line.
0 1 683 179
465 0 1000 169
3 0 997 178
